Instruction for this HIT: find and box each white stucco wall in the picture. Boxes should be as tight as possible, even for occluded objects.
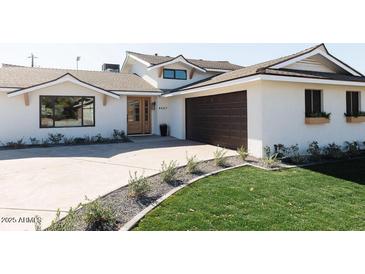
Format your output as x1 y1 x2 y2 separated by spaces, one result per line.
162 80 365 158
260 81 365 155
0 82 126 144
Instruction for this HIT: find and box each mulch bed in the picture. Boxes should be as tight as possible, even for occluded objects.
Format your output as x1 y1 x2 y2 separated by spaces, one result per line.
52 156 244 231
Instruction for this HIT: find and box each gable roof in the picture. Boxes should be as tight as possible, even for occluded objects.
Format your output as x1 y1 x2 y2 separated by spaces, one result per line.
174 44 365 92
0 66 161 93
126 51 243 71
7 73 120 98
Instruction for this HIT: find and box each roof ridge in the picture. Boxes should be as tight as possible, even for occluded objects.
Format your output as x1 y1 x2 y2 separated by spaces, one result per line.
0 65 129 75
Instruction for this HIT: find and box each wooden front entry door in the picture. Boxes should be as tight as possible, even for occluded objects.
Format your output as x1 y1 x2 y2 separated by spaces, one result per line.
127 97 151 135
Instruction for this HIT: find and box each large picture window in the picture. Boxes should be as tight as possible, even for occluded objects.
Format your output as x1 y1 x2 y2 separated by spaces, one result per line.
40 96 95 128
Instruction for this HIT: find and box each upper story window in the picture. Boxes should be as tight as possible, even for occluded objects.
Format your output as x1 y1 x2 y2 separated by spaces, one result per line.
346 91 360 116
305 89 322 117
40 96 95 128
163 69 187 80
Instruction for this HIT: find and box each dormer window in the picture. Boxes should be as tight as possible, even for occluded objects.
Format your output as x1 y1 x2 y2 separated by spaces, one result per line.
163 69 187 80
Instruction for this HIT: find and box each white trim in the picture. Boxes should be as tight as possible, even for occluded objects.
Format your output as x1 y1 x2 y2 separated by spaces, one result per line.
7 74 120 99
113 91 162 96
164 73 365 97
127 53 151 67
206 68 232 72
163 75 262 97
260 74 365 87
271 48 362 77
147 56 207 73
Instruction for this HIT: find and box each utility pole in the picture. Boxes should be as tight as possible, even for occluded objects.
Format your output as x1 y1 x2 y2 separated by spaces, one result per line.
27 53 38 67
76 56 81 70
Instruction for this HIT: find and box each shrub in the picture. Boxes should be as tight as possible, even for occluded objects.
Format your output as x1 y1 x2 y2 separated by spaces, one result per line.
263 153 280 168
344 141 361 157
306 112 331 119
160 160 178 183
74 137 86 144
323 143 343 159
91 134 105 143
48 133 64 144
112 129 127 142
128 171 150 198
286 144 306 164
263 146 271 158
63 136 75 145
273 144 287 158
48 206 79 231
6 138 25 149
34 215 42 231
84 199 117 231
237 146 249 161
29 137 40 145
40 139 50 147
307 141 322 161
186 154 199 174
213 147 227 167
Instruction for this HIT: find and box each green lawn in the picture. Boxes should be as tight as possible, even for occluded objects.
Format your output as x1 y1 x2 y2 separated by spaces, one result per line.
134 159 365 231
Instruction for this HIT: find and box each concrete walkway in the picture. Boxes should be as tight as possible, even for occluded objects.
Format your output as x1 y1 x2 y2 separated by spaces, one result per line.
0 136 236 230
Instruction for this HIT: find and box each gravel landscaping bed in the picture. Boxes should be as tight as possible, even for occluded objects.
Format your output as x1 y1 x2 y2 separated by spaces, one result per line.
47 155 243 231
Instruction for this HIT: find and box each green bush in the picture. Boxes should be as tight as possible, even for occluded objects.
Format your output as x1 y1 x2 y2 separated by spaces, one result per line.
307 141 322 161
48 133 64 144
48 206 79 231
160 160 178 183
84 199 117 231
40 139 50 147
213 147 227 167
237 146 249 161
323 143 343 159
112 129 128 142
128 171 150 198
263 153 280 168
6 138 26 149
29 137 40 145
63 137 75 145
186 154 199 174
344 141 361 157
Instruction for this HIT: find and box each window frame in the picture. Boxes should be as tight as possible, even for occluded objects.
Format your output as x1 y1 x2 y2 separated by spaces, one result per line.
305 89 323 117
39 95 95 128
163 68 187 80
346 91 360 116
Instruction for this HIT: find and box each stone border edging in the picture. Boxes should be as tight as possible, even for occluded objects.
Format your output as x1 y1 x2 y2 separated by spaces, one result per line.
120 163 250 231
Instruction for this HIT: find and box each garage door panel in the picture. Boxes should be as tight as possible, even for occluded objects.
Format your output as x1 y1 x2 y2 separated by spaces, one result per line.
186 91 247 150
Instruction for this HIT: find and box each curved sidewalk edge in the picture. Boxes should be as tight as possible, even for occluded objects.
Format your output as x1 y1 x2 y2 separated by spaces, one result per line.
119 163 249 231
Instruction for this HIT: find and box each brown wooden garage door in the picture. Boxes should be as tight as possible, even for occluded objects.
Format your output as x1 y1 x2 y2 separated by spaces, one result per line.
185 91 247 150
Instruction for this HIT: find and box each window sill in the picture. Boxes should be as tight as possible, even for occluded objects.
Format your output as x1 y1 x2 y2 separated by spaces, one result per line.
346 116 365 123
305 117 330 125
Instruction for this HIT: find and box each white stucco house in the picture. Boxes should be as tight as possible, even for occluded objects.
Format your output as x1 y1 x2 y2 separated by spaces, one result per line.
1 44 365 158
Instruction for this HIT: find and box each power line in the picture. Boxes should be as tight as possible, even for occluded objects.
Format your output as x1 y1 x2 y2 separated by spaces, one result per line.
27 53 38 67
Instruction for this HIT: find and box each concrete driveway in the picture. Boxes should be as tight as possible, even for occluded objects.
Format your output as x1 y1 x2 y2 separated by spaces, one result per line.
0 136 236 231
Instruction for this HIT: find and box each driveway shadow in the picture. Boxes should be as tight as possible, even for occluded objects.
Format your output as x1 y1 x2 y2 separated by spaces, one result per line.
0 136 203 161
301 158 365 186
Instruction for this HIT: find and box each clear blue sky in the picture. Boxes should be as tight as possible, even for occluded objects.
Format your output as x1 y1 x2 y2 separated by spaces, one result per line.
1 44 364 74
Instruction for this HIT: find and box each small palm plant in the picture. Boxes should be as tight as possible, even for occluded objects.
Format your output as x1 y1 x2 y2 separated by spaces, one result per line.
213 147 227 167
237 146 249 161
186 154 199 174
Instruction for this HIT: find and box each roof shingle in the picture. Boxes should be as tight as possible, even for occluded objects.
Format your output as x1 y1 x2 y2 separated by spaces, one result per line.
0 66 161 92
127 51 243 71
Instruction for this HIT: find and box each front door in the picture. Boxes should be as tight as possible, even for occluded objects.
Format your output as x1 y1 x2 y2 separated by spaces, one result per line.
127 97 151 135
